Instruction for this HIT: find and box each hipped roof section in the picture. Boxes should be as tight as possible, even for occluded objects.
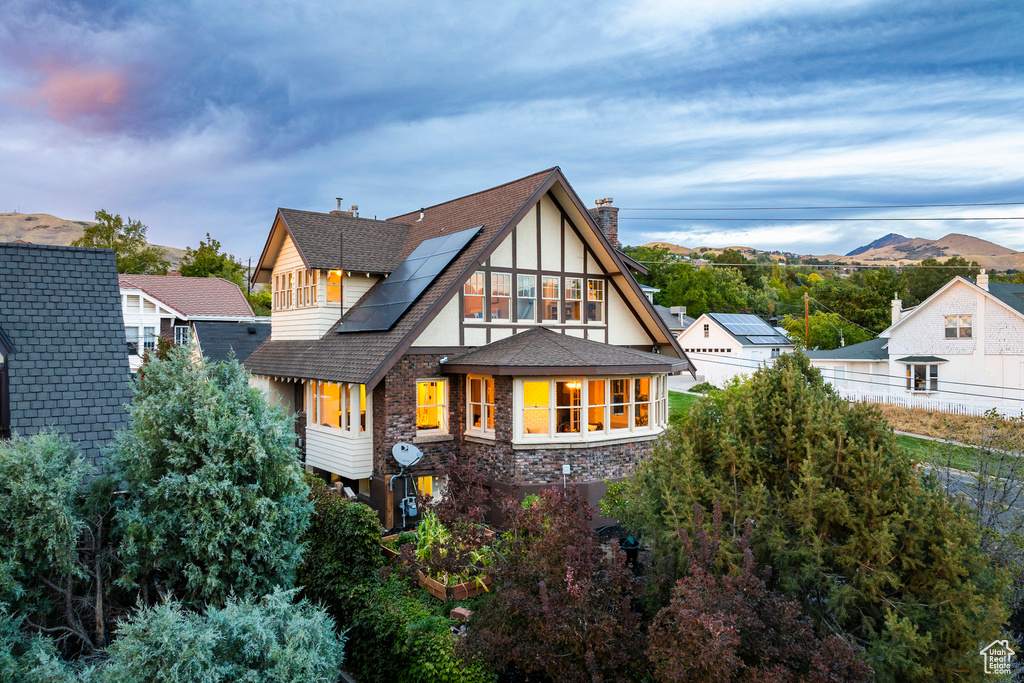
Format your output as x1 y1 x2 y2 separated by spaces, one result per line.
244 167 690 388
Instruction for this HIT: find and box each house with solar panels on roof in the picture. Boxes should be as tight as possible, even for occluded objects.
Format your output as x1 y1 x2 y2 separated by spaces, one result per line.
675 312 795 386
244 168 692 527
808 271 1024 416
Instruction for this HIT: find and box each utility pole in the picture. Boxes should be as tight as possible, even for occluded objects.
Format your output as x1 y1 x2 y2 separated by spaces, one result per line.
247 257 252 294
804 292 810 350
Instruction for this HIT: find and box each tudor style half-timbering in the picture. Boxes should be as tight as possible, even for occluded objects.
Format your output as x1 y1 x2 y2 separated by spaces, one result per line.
245 168 691 527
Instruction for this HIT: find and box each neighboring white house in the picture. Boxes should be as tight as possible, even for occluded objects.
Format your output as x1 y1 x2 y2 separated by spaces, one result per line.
807 271 1024 416
676 312 795 386
119 274 255 372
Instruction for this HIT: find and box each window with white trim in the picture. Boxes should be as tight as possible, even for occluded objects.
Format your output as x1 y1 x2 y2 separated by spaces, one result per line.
703 324 710 338
541 276 559 321
125 326 139 356
517 274 536 322
467 375 495 435
517 375 668 442
563 277 582 322
174 326 190 345
309 380 369 434
416 379 448 435
587 279 604 322
491 273 511 320
944 315 972 338
142 326 157 352
906 364 939 393
464 271 485 319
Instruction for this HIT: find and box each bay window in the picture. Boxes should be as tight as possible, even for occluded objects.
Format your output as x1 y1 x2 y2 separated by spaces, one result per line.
416 379 448 435
906 364 939 393
563 277 582 322
587 279 604 322
491 273 511 320
517 274 536 322
464 271 485 319
467 375 495 435
310 380 369 434
541 276 559 321
517 375 667 442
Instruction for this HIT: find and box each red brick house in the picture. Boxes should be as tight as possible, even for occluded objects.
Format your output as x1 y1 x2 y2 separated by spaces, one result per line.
244 168 691 526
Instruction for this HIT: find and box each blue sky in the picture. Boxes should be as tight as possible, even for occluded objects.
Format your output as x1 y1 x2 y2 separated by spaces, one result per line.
1 0 1022 261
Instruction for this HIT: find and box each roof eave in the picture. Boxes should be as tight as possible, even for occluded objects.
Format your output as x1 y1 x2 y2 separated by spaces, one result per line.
440 361 687 376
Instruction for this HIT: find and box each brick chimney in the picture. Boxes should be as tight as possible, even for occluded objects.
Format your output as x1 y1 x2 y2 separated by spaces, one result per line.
589 198 619 248
977 269 989 291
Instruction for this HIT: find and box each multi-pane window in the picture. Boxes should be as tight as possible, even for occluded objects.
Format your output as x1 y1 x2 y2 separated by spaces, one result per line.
467 375 495 434
906 364 939 392
416 380 448 434
519 376 667 441
541 276 560 321
563 277 582 321
517 274 536 322
417 476 434 498
125 326 139 355
587 279 604 322
464 271 485 319
310 381 369 433
703 324 710 338
143 326 157 352
491 273 511 320
286 272 293 308
944 315 972 338
327 270 342 304
295 269 318 307
174 326 190 345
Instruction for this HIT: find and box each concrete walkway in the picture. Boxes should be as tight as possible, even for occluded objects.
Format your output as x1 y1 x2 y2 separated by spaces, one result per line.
668 374 699 393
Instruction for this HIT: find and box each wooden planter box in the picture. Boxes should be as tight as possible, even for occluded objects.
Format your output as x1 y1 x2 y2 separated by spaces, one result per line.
380 533 405 562
417 570 492 602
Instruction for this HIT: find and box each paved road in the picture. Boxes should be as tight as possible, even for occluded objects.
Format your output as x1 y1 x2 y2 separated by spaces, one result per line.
923 463 1024 530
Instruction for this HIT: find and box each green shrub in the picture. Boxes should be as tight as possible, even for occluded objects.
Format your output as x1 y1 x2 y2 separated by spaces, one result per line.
688 381 718 394
0 431 86 610
0 610 77 683
97 588 344 683
297 473 383 624
112 346 311 606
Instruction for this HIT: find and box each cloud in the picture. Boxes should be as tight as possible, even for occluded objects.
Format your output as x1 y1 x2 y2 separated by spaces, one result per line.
14 64 127 127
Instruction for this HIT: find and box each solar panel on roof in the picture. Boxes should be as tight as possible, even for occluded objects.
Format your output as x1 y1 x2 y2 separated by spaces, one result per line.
336 225 482 333
748 335 790 345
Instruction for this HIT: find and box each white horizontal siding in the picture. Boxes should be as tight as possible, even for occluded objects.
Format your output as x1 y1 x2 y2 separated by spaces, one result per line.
271 306 341 340
305 423 374 479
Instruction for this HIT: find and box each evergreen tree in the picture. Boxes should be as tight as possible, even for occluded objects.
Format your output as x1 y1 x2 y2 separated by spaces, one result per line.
179 233 246 288
72 210 169 274
112 345 311 606
605 354 1008 680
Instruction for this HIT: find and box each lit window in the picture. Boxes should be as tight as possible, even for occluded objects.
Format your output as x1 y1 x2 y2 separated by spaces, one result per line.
944 315 972 338
467 375 495 434
417 476 434 498
564 278 582 321
491 273 511 320
522 380 550 436
416 379 448 434
587 279 604 322
464 271 485 319
143 326 157 352
542 276 560 321
610 378 631 430
517 274 536 322
634 378 650 428
906 364 939 392
556 380 582 433
316 381 346 429
174 326 190 345
327 270 342 304
359 384 366 431
587 379 606 432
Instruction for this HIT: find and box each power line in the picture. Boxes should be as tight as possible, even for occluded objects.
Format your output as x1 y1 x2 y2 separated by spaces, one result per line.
621 216 1024 221
621 202 1024 211
805 297 878 335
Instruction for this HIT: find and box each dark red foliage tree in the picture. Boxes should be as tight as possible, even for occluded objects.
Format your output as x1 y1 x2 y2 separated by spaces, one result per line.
646 503 872 682
461 486 645 683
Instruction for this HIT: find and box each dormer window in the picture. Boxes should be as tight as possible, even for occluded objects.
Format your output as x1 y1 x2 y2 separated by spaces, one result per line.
944 315 972 338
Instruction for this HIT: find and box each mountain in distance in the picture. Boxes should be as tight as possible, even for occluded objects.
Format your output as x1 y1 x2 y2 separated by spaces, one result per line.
845 233 910 256
0 213 186 268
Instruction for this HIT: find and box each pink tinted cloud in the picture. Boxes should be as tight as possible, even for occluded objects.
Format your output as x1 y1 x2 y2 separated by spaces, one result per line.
16 64 128 128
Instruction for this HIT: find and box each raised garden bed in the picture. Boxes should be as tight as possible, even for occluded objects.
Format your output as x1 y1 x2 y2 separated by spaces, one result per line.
381 520 495 602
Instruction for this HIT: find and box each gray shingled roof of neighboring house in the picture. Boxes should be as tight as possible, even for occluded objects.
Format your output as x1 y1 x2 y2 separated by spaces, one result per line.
805 337 888 361
0 243 131 467
276 209 412 274
193 320 271 364
653 304 694 332
441 327 688 375
986 281 1024 316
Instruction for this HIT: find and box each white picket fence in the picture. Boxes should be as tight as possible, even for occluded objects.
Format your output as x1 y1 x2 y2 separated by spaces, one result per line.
840 390 1024 418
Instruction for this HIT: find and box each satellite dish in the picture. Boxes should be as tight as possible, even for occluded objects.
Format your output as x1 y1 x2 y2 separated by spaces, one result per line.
392 443 423 468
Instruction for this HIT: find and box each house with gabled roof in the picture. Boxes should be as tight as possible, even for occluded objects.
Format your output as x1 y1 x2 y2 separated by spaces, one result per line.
118 273 255 372
245 168 691 526
808 271 1024 415
0 243 131 466
675 312 794 386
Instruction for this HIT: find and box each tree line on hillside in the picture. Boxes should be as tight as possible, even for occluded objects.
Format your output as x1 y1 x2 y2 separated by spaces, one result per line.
622 244 1006 349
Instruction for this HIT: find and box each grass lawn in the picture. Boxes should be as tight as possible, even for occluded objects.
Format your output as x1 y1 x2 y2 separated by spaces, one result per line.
669 391 702 417
897 434 980 472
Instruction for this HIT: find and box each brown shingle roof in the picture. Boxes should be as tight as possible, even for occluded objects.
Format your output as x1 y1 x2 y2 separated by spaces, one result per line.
277 209 410 274
245 169 557 386
118 274 254 318
441 327 687 375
